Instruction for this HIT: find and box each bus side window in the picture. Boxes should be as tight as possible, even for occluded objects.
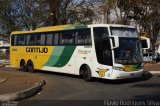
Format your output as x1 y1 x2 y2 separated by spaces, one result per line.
11 35 17 46
54 33 59 45
46 33 54 45
40 34 46 45
26 34 35 45
36 34 45 45
17 35 26 45
36 34 41 45
76 29 92 45
30 34 36 45
60 31 74 45
26 35 30 45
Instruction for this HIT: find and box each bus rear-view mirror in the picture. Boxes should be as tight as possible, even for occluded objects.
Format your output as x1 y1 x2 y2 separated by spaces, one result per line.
110 35 119 49
140 37 150 50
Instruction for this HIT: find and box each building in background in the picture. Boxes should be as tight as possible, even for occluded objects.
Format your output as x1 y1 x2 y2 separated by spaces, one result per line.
0 40 10 63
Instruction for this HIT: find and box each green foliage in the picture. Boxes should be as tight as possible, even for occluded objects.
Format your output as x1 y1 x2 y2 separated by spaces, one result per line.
0 0 96 35
0 0 19 35
0 0 159 48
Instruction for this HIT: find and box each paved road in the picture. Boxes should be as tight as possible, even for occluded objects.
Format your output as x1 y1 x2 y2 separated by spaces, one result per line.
21 70 159 101
0 66 156 105
144 63 160 71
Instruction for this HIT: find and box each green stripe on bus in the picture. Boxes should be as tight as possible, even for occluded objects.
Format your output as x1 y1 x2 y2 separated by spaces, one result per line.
44 46 65 66
53 46 76 67
133 64 142 69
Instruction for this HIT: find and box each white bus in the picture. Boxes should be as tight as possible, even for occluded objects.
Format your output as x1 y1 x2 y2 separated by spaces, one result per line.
10 24 150 81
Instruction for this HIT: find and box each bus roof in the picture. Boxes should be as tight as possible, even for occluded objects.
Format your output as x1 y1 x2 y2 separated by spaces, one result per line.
88 24 135 28
11 24 87 35
11 24 135 35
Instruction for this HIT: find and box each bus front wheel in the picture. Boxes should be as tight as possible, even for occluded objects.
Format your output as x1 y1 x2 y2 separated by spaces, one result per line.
81 65 92 82
27 61 34 73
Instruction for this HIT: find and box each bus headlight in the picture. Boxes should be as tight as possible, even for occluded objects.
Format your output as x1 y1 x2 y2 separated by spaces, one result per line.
113 66 125 71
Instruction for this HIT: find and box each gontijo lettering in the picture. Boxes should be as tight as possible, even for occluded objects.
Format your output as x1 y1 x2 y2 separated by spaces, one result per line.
26 47 48 53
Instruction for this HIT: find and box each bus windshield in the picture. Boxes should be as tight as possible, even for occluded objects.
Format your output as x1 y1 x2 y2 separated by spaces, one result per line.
114 38 143 65
110 27 143 65
110 27 138 37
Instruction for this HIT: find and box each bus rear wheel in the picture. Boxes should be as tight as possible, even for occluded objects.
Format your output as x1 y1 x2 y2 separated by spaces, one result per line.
27 61 34 73
20 60 27 72
81 65 92 82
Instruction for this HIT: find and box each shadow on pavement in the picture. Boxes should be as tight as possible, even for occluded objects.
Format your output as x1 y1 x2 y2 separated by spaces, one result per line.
2 67 153 84
35 70 82 79
132 83 160 88
93 71 153 84
35 70 153 84
132 91 160 100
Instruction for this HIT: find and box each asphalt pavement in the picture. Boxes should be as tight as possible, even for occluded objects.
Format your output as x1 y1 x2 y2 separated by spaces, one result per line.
0 63 160 106
21 66 160 106
0 67 45 102
144 62 160 75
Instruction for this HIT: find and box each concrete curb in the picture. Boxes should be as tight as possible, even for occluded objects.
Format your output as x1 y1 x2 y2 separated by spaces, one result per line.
0 80 45 101
0 77 7 84
149 71 160 75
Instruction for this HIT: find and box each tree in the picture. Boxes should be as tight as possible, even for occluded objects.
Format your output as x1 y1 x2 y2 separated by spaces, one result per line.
42 0 96 25
13 0 48 30
103 0 160 55
0 0 19 36
0 0 104 35
0 0 48 36
101 0 134 24
131 0 160 53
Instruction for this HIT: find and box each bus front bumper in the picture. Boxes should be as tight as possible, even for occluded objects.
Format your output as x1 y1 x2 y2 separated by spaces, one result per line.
110 69 144 79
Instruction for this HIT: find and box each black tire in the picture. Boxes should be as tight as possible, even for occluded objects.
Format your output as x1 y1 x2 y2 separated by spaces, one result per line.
27 61 34 73
20 60 27 72
81 65 92 82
